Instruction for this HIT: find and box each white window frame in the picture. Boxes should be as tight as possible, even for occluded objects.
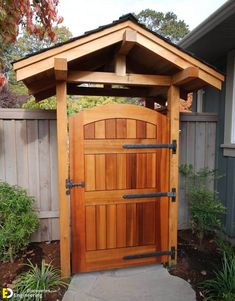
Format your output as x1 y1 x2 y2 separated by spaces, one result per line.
221 50 235 157
231 57 235 144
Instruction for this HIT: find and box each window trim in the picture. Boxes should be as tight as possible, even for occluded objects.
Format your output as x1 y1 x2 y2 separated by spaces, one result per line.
221 50 235 157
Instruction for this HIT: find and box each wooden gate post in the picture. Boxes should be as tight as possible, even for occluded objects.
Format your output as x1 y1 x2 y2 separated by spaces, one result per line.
55 58 71 277
167 85 180 266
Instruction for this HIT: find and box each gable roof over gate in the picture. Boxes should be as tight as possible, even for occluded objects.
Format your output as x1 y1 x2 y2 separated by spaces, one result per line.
13 14 224 101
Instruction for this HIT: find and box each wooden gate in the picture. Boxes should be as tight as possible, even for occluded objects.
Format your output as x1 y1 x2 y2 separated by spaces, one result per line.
69 104 172 273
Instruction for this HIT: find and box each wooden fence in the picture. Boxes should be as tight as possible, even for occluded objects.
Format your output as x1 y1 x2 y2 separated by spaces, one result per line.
0 109 59 242
0 109 217 241
179 113 218 229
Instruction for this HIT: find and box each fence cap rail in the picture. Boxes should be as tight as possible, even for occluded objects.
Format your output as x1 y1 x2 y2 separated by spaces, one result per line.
180 112 218 122
0 109 217 122
0 108 56 120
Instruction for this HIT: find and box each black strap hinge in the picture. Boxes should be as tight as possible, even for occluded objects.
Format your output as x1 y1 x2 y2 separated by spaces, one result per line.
66 178 85 195
123 188 176 202
123 139 177 154
123 247 176 260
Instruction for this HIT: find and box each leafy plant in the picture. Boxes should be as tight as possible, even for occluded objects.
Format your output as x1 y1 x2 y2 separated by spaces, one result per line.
179 165 226 245
201 253 235 301
14 260 68 301
214 237 234 259
0 182 39 262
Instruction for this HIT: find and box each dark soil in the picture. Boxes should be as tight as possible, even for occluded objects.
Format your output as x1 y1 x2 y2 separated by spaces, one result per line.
169 230 222 301
0 241 68 301
0 231 225 301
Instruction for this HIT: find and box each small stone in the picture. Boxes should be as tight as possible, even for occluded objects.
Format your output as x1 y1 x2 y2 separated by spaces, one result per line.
26 250 34 254
187 279 191 283
199 291 204 297
201 270 207 276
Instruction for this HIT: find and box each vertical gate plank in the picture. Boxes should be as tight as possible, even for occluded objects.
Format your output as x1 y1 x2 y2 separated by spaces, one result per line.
106 154 117 190
117 154 126 189
136 120 146 138
126 203 137 246
127 119 136 138
85 155 96 191
146 153 156 188
116 119 127 138
96 205 107 249
143 202 155 245
116 204 127 247
95 120 105 139
146 123 157 138
107 205 117 248
136 153 147 188
136 203 143 245
86 206 96 251
126 153 136 189
95 155 106 190
84 123 95 139
105 119 116 139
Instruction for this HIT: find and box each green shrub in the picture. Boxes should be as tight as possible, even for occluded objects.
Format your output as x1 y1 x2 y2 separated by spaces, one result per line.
202 253 235 301
179 165 226 244
15 260 68 301
0 182 39 262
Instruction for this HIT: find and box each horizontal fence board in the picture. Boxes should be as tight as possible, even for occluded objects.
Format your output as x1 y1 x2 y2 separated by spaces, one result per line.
0 109 218 241
0 109 56 120
180 112 218 122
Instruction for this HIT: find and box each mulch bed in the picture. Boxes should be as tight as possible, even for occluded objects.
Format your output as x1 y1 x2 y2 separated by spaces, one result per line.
0 231 225 301
0 241 67 301
169 230 222 301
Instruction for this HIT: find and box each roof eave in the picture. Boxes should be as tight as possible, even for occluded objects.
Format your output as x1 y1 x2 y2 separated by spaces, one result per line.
179 0 235 48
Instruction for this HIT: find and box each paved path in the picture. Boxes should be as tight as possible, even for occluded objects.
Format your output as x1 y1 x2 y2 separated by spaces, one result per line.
63 264 196 301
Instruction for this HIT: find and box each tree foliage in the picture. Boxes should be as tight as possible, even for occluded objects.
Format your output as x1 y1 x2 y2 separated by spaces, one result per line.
22 95 141 115
0 0 63 46
0 0 63 91
135 9 189 43
0 26 72 108
5 26 72 95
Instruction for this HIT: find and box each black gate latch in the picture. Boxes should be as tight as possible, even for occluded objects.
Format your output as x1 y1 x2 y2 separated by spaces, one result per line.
66 178 85 195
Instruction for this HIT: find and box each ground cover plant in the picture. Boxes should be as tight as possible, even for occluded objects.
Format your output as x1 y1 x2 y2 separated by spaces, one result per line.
14 259 68 301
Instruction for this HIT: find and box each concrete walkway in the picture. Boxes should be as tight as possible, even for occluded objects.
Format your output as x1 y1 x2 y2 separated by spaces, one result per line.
63 264 196 301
